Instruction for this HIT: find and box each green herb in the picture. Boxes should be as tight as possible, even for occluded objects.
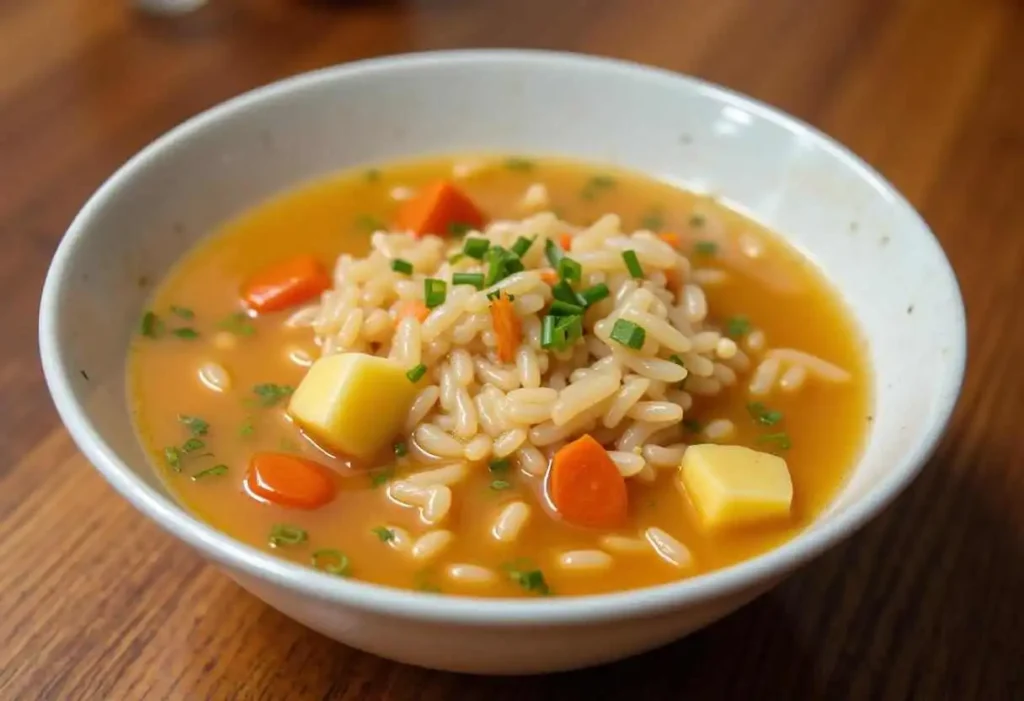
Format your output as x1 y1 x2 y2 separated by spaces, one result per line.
268 524 307 548
463 238 490 260
609 319 646 349
489 458 510 473
581 174 616 201
683 419 703 433
393 441 408 457
164 446 182 471
372 526 396 543
448 221 473 236
171 327 200 339
217 311 256 337
483 246 518 287
504 560 551 595
391 258 414 275
239 417 255 437
490 480 512 491
725 315 752 338
641 209 665 231
452 272 485 289
406 364 427 383
541 313 583 351
178 414 209 437
370 466 395 487
312 549 350 575
689 213 706 228
486 289 502 302
621 250 644 278
503 255 525 275
510 236 535 257
558 257 582 283
448 253 465 265
140 311 163 338
580 283 610 306
747 402 784 427
170 305 194 320
355 214 386 232
758 432 793 450
694 240 718 256
504 157 535 172
544 238 564 268
252 383 294 407
668 354 685 367
424 278 447 308
181 437 205 453
551 279 584 306
192 464 228 481
548 299 585 316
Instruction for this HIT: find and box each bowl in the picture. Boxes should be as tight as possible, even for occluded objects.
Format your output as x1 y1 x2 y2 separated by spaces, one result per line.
39 50 966 674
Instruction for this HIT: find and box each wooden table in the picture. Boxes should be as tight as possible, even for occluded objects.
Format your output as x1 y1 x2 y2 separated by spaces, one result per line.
2 0 1021 698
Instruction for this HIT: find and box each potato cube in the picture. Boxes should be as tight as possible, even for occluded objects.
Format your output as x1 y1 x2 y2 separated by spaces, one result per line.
679 444 793 530
288 353 419 460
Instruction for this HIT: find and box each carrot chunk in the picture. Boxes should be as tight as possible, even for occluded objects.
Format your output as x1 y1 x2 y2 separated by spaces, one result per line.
490 291 522 363
242 255 331 314
538 268 559 285
659 232 682 248
395 181 485 238
549 435 628 528
245 452 336 509
396 299 430 323
559 233 573 250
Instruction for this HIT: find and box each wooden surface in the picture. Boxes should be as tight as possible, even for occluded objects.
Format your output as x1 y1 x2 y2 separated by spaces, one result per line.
1 0 1022 698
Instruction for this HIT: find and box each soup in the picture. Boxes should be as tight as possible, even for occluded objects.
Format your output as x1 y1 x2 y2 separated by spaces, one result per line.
129 156 869 597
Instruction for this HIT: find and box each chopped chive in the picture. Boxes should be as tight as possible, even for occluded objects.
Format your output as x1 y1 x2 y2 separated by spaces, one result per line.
406 364 427 383
683 418 703 433
171 327 200 339
694 240 719 256
641 209 665 231
668 354 685 367
490 480 512 491
489 458 510 473
170 305 194 320
581 174 616 201
758 432 793 450
609 319 646 349
452 272 484 289
364 168 381 183
370 466 395 487
689 213 706 228
484 246 515 287
541 313 582 351
355 214 386 232
424 278 447 308
391 258 414 275
544 238 564 268
217 312 256 337
503 560 550 595
540 315 560 349
181 437 205 453
178 414 209 436
371 526 396 542
557 314 584 346
462 238 490 260
192 464 228 481
725 315 752 338
448 221 473 236
252 383 294 407
579 283 610 306
312 549 350 575
164 446 182 471
393 441 408 457
268 524 307 548
504 157 535 172
548 300 585 316
747 402 784 427
510 236 535 257
486 289 502 302
558 257 582 283
239 417 255 437
448 253 466 265
503 256 525 275
621 250 644 278
551 279 584 306
140 311 163 338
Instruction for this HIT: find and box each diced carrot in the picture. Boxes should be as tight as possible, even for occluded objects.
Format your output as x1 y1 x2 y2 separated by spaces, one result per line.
396 299 430 323
659 232 682 248
395 181 485 238
549 435 628 528
245 452 336 509
538 268 559 285
489 291 522 363
664 267 682 293
560 233 573 250
242 255 331 314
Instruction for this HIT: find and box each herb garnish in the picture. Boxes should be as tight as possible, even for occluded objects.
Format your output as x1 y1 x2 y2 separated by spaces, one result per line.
609 319 646 349
689 213 706 228
140 312 163 338
725 315 752 338
641 209 665 231
164 446 182 471
218 312 256 337
252 383 294 407
747 402 784 427
504 157 535 172
171 327 200 339
268 524 308 548
490 480 512 491
355 214 386 232
369 466 395 488
683 419 703 433
312 549 351 575
758 432 793 450
581 174 616 201
448 221 473 236
178 414 209 436
694 240 719 256
503 560 551 595
372 526 396 543
181 437 205 453
192 464 228 481
170 305 194 320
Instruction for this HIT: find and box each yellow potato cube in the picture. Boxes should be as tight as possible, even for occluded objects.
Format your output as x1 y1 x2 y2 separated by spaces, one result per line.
288 353 420 460
679 444 793 530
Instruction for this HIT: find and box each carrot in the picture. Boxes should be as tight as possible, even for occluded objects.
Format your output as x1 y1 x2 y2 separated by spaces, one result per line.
549 435 628 528
659 232 682 248
538 268 559 285
396 299 430 323
242 255 331 314
245 452 336 510
489 291 522 363
664 267 682 293
560 233 573 250
395 181 485 238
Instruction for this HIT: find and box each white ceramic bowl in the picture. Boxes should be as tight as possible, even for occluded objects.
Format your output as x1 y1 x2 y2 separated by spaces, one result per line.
39 50 966 674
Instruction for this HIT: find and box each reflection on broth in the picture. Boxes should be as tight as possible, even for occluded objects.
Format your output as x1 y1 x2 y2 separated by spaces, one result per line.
129 155 869 597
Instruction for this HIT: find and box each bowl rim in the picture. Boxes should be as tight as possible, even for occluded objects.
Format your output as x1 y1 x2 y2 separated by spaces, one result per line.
39 49 966 626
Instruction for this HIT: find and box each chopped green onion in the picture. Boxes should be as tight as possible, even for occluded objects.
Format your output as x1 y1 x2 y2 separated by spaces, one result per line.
490 480 512 491
391 258 414 275
758 432 792 450
239 417 255 437
609 319 646 349
581 174 616 201
510 236 535 257
181 438 205 453
579 283 610 306
689 213 706 228
694 240 718 256
503 256 525 274
486 289 502 302
462 238 490 260
192 464 228 481
448 253 465 265
504 157 535 172
268 524 308 548
178 414 209 436
540 315 560 350
544 238 564 268
484 246 516 287
312 549 350 576
747 402 784 427
448 221 473 236
668 354 685 367
406 364 427 383
621 250 644 278
557 314 584 346
424 278 447 308
355 214 386 232
725 315 752 338
683 419 703 433
551 279 583 306
140 311 163 338
503 560 551 595
218 312 256 337
548 300 585 316
171 327 199 339
558 257 582 282
641 209 665 231
393 441 408 457
163 446 182 471
371 526 396 542
489 458 510 473
541 313 582 351
170 305 194 319
452 272 484 289
252 383 294 407
370 466 395 487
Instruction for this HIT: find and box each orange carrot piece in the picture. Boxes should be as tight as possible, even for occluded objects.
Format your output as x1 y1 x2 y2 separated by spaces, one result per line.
245 452 336 510
242 255 331 314
396 299 430 323
489 291 522 363
395 181 485 238
664 267 682 293
538 268 559 285
659 232 682 248
560 233 573 250
549 435 628 528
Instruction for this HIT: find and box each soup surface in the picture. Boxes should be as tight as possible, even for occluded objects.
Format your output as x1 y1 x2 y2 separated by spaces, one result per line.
129 155 870 597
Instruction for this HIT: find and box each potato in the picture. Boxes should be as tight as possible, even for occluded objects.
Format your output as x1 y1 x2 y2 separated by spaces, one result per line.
679 444 793 530
288 353 420 460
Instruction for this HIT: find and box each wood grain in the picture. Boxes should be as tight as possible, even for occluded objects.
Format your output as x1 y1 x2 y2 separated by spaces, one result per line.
2 0 1022 698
